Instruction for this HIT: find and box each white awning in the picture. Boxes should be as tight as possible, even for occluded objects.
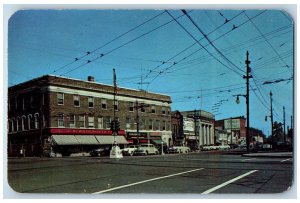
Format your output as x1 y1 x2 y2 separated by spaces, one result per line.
75 135 99 145
95 135 128 144
52 135 79 145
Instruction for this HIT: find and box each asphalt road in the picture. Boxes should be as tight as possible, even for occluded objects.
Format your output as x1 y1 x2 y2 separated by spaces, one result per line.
6 151 294 196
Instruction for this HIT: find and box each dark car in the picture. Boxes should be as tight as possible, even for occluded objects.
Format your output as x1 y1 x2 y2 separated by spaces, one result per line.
90 147 110 157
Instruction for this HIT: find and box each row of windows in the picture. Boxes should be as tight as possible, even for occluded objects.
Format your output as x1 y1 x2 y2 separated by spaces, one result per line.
56 113 171 131
57 93 170 115
8 113 46 132
8 94 46 112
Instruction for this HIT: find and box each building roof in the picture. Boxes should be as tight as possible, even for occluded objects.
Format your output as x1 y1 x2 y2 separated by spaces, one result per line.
8 75 171 103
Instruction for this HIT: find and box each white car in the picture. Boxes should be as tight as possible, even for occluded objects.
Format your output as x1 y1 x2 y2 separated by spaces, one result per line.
134 144 159 156
122 145 138 156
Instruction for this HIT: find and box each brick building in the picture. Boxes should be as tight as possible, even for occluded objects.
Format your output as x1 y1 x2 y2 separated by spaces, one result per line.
214 116 246 145
7 75 172 157
171 110 184 145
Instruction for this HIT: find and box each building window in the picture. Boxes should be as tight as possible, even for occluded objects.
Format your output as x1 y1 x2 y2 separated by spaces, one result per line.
79 115 85 128
57 93 64 105
149 119 153 130
125 117 131 129
22 98 25 110
74 95 80 107
58 113 64 127
17 117 20 131
162 120 166 131
21 116 26 130
88 116 94 128
43 115 46 128
34 114 39 129
151 106 156 114
167 121 171 131
42 93 45 106
162 107 166 115
101 99 107 109
140 119 145 130
88 97 94 108
155 120 160 131
14 96 18 110
98 117 103 129
114 100 118 111
105 116 111 129
8 119 12 132
69 114 75 128
129 102 134 112
28 115 32 130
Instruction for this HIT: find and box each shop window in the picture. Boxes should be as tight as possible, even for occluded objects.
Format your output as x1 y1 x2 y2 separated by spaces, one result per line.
98 117 103 129
79 115 85 128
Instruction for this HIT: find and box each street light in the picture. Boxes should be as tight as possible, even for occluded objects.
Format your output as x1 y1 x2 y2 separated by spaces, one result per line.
233 93 250 153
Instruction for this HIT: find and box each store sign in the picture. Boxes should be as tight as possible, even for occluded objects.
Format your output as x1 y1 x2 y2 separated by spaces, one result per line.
224 119 240 129
149 132 162 136
49 128 125 135
183 118 194 132
127 132 148 138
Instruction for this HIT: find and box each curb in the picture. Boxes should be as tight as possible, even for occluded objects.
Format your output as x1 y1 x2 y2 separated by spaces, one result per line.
242 152 293 158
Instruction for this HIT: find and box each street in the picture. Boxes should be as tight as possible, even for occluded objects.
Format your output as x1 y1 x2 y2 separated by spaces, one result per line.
7 151 293 195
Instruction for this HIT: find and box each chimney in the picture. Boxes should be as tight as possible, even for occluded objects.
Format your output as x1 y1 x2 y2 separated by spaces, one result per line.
88 76 94 82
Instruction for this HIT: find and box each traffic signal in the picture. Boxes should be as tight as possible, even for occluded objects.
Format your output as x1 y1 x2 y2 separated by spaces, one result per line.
110 120 120 133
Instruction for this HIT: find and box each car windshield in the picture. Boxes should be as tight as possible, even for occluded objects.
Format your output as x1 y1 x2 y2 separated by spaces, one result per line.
129 146 135 148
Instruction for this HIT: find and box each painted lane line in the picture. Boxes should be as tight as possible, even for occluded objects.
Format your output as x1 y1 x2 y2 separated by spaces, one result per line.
241 158 257 162
280 158 292 162
201 170 258 194
92 168 205 194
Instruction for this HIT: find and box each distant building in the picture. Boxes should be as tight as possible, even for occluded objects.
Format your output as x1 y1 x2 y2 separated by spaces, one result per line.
215 116 246 145
171 111 184 145
180 110 215 150
7 75 172 157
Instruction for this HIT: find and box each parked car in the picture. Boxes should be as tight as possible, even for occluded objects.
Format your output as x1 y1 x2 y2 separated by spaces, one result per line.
167 145 191 153
122 145 138 156
90 147 110 157
218 145 230 150
134 144 159 156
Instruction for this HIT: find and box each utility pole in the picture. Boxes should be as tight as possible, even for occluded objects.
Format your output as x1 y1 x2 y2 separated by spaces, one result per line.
243 51 252 153
270 91 274 149
136 100 140 145
283 106 286 145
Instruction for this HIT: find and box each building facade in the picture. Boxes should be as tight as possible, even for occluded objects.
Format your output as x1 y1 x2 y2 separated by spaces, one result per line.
215 116 246 145
171 111 184 146
7 75 172 157
181 110 215 150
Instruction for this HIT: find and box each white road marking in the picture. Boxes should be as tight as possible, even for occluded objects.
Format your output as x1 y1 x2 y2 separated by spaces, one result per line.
201 170 258 194
92 168 205 194
280 158 292 162
241 158 257 162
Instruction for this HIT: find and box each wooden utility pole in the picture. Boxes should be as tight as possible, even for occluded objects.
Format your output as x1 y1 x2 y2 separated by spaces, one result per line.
270 91 274 149
243 51 252 153
283 106 286 144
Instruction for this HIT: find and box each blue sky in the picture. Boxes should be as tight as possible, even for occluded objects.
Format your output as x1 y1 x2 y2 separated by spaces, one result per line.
8 9 294 135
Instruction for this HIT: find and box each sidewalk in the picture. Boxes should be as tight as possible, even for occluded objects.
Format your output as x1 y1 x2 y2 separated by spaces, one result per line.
242 152 293 158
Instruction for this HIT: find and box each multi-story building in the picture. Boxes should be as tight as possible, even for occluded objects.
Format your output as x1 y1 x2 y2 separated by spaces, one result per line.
214 116 246 145
171 110 184 145
7 75 172 157
180 110 215 150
